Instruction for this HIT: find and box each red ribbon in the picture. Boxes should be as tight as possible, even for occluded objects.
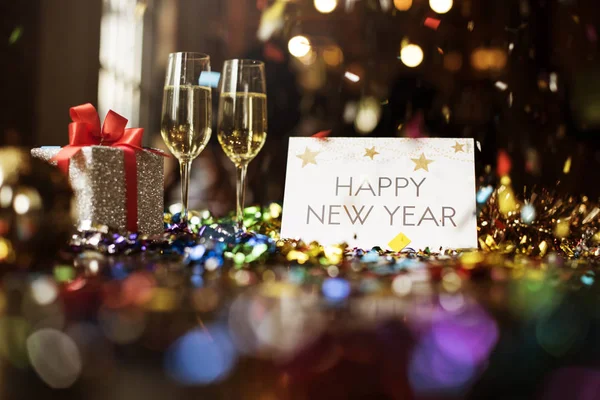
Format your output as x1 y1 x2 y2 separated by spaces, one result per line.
312 130 331 138
51 103 167 232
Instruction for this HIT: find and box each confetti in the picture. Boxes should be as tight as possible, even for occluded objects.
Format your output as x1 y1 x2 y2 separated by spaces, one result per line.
388 232 412 252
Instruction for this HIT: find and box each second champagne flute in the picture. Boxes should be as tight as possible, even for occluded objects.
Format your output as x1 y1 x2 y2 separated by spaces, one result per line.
217 59 267 231
161 52 212 223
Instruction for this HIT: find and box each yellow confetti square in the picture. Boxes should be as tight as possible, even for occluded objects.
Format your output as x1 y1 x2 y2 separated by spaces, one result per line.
388 232 411 252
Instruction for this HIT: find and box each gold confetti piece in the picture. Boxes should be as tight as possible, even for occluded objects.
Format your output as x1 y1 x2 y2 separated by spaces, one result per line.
499 242 515 254
388 232 411 252
324 245 343 264
287 250 309 263
563 156 572 174
484 235 498 250
478 237 490 251
583 207 599 224
498 184 518 216
539 241 548 257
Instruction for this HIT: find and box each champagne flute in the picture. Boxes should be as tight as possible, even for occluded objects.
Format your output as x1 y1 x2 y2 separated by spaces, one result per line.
161 52 212 223
217 59 267 231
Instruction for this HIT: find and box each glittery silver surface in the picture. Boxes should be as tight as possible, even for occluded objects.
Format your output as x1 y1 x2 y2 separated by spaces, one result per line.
31 146 164 235
136 150 164 234
30 148 56 163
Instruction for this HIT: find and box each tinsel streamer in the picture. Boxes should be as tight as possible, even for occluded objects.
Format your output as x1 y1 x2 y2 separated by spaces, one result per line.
68 187 599 268
478 188 600 258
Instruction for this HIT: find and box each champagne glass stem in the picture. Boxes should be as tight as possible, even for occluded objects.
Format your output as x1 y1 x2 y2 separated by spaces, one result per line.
236 164 248 231
180 159 192 223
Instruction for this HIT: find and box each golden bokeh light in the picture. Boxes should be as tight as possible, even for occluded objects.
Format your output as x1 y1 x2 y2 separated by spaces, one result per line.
13 193 30 215
400 44 424 68
443 51 463 72
354 97 382 134
430 0 453 14
314 0 337 14
471 48 488 70
471 47 507 71
394 0 413 11
288 35 311 58
323 46 344 67
488 48 507 70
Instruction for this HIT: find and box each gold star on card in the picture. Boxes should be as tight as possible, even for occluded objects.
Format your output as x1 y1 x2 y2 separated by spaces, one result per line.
411 153 434 172
451 141 465 153
296 147 320 167
364 146 379 160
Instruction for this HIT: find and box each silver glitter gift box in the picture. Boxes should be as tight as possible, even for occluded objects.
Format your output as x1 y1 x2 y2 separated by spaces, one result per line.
31 146 164 235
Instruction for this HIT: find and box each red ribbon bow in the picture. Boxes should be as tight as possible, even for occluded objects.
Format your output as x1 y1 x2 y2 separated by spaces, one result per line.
51 103 167 232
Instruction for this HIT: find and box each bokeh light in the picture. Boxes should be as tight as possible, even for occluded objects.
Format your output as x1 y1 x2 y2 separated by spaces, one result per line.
323 45 344 67
471 48 488 70
430 0 453 14
471 47 507 71
251 295 325 357
432 305 499 364
322 278 351 301
13 193 31 215
394 0 413 11
288 35 311 58
444 51 463 72
410 304 498 394
30 276 58 306
298 48 317 65
0 186 13 207
354 97 382 134
27 328 82 388
409 333 476 394
0 238 13 262
392 275 412 296
401 44 424 68
314 0 337 14
165 324 237 385
521 203 536 224
488 48 508 69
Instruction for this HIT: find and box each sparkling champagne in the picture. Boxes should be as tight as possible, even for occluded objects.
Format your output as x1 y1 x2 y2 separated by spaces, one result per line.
161 85 212 160
217 92 267 166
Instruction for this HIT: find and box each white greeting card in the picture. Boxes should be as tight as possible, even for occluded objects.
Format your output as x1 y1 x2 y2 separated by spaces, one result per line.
280 137 478 251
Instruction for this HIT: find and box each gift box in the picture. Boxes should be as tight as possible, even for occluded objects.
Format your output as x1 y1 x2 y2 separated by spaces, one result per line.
31 104 166 235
